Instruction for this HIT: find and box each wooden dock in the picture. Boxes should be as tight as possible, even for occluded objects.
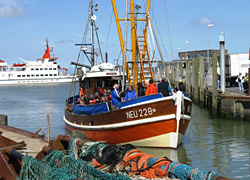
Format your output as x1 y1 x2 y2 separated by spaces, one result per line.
0 124 48 157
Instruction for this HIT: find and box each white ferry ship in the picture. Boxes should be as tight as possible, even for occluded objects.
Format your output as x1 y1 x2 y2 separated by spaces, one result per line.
0 39 74 85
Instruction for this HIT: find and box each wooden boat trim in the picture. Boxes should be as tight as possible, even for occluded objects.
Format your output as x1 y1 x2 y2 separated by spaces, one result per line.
64 114 177 130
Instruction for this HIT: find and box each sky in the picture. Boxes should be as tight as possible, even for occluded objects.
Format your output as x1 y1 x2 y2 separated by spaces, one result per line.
1 0 250 69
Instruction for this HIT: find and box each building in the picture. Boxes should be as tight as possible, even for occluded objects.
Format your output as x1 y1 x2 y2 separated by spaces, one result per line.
178 49 228 68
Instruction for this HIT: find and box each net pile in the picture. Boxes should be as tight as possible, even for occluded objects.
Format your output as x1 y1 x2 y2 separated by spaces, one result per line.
18 137 218 180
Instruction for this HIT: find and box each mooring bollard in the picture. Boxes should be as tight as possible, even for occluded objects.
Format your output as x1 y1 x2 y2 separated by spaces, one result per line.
0 114 8 125
212 53 218 110
47 115 50 141
199 56 205 104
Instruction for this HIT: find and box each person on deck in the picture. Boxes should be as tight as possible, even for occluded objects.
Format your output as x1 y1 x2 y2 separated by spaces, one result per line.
145 79 157 95
157 76 171 97
124 85 136 101
137 82 145 97
178 79 186 92
111 84 121 108
79 87 84 97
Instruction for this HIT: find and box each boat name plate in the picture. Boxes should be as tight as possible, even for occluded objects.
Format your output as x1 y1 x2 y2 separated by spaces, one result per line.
126 107 156 119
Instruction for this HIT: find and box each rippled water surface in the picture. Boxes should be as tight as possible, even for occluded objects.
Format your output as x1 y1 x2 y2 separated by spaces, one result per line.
0 84 250 179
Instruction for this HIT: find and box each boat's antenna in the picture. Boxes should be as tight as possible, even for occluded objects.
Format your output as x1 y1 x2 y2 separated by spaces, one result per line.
122 0 128 92
90 0 95 67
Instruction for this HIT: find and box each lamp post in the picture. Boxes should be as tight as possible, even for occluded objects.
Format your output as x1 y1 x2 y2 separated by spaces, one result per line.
207 24 213 70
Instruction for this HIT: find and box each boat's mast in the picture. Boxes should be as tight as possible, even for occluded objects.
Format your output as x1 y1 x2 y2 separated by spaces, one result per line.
90 0 94 67
130 0 138 88
122 0 129 92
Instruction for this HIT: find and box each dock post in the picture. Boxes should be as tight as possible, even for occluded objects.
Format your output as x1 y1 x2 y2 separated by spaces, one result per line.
199 56 205 104
186 60 191 97
176 61 180 83
47 115 50 141
171 63 174 85
212 53 218 110
180 61 183 81
193 58 199 102
166 62 170 81
219 32 226 92
0 114 8 125
173 62 177 85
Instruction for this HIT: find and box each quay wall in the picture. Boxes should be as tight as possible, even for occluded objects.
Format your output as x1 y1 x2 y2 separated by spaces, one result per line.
167 54 250 121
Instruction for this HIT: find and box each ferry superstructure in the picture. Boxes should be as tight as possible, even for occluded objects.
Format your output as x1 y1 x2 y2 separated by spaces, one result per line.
0 39 74 85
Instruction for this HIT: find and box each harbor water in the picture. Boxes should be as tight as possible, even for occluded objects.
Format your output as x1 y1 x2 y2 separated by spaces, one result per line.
0 84 250 179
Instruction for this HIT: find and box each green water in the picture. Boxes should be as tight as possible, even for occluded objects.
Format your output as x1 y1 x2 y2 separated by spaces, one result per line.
0 84 249 179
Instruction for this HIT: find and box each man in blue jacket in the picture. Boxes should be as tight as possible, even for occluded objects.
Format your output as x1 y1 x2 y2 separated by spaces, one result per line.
124 85 136 101
111 84 121 108
158 75 172 96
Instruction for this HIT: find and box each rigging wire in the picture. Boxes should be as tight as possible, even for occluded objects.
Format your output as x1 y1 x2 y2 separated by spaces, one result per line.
153 15 170 61
68 3 91 101
163 0 174 61
142 0 166 71
94 21 104 63
105 10 114 55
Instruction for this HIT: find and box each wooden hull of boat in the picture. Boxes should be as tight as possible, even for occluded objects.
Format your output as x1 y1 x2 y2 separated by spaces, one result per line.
64 96 192 148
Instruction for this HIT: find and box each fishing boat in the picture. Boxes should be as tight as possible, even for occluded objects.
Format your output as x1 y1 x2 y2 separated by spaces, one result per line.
64 0 192 148
0 38 74 85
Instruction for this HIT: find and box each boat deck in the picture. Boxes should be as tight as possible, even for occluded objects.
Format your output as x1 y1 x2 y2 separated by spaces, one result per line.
0 124 48 157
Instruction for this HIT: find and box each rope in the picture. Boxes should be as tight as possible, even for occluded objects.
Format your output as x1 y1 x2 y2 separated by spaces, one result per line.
0 152 18 179
17 137 219 180
19 150 130 180
163 0 174 61
105 10 114 54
